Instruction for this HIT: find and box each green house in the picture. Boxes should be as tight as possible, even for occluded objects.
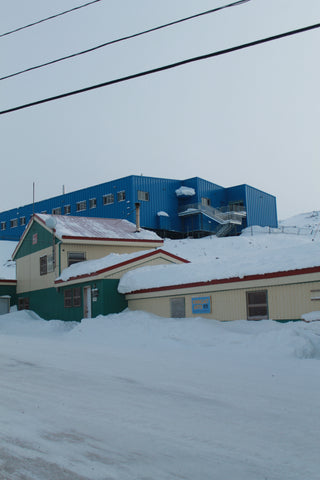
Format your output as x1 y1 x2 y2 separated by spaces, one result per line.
12 213 186 321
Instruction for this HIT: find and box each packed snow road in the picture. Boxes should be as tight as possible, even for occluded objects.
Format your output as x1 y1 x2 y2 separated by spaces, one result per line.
0 310 320 479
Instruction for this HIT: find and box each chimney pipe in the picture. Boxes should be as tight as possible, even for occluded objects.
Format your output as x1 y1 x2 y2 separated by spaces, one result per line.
135 202 141 232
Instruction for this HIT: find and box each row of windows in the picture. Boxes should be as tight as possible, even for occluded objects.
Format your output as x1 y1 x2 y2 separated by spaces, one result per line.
0 190 150 230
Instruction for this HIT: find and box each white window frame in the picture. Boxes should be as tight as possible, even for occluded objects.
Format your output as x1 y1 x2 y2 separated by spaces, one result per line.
76 200 87 212
117 191 126 202
52 207 61 215
64 205 71 215
0 221 6 231
10 218 18 228
89 198 97 209
138 190 149 201
103 194 114 205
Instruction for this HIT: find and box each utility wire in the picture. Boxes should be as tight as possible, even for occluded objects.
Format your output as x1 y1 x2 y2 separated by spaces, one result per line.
1 21 319 116
0 0 250 81
0 0 102 39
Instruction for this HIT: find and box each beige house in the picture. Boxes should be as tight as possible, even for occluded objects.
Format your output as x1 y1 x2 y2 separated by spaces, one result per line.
122 266 320 322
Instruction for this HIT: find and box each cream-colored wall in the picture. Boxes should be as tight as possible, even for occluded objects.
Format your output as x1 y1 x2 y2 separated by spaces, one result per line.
126 277 320 321
59 243 160 272
16 246 58 293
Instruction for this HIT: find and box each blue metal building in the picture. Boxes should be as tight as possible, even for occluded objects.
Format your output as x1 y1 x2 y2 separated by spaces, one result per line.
0 175 278 241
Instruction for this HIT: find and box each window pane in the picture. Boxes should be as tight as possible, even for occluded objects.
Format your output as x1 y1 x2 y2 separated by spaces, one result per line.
103 194 114 205
64 289 72 308
117 191 125 202
247 290 268 320
68 252 86 267
170 297 186 318
40 255 47 275
89 198 97 209
73 287 81 307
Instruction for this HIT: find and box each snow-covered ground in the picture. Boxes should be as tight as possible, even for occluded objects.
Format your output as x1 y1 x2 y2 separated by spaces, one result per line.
1 212 320 479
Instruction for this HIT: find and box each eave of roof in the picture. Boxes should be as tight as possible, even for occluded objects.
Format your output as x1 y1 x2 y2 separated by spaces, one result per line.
124 265 320 295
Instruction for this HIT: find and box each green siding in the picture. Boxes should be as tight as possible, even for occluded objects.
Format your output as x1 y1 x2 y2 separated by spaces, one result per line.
0 284 17 306
14 221 57 260
18 279 127 321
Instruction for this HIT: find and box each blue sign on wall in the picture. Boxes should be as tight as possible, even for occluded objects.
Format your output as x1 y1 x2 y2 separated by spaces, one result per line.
192 296 211 314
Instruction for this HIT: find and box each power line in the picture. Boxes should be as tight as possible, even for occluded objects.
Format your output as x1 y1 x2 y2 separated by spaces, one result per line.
0 0 102 39
1 21 319 116
0 0 251 82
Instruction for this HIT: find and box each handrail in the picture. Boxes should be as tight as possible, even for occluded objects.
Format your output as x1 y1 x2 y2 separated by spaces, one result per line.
178 202 246 225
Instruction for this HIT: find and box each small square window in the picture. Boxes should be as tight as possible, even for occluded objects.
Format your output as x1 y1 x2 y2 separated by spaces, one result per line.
68 252 86 267
10 218 18 228
170 297 186 318
103 194 114 205
201 197 211 207
52 207 61 215
246 290 268 320
76 201 87 212
0 221 6 231
138 191 149 201
20 216 26 226
64 205 71 215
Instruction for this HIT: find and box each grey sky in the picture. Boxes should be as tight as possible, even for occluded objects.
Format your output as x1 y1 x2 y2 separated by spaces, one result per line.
1 0 320 220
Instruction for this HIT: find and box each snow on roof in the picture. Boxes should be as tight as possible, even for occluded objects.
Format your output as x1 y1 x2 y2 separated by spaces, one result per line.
175 186 196 197
118 228 320 294
55 249 188 283
0 241 17 280
36 214 161 242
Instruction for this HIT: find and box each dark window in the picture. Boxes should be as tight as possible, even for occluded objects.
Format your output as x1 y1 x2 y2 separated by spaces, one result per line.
52 207 61 215
64 288 81 308
89 198 97 209
20 217 26 226
64 289 72 308
117 191 126 202
76 200 87 212
0 221 6 231
138 190 149 201
18 297 29 310
40 255 47 275
247 291 268 320
103 193 114 205
64 205 71 215
10 218 18 228
73 288 81 307
170 297 186 318
68 252 86 267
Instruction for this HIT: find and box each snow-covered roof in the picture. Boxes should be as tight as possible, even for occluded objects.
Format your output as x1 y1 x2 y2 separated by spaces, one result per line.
35 214 162 242
118 226 320 294
55 249 189 284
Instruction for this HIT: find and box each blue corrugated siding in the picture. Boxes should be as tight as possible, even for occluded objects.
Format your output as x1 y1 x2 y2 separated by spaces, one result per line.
0 176 278 240
244 185 278 227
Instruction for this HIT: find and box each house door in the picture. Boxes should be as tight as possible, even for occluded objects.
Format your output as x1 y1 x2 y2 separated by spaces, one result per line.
83 286 92 318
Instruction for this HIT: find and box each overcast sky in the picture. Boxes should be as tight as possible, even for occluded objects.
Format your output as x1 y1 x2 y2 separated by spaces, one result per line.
1 0 320 220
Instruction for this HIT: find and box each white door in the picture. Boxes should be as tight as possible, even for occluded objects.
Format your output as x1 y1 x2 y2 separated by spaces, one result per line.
83 286 92 318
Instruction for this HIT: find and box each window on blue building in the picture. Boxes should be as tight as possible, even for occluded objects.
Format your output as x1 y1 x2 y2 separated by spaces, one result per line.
89 198 97 209
76 200 87 212
20 217 26 226
64 205 71 215
138 191 149 201
10 219 18 228
103 194 114 205
52 207 61 215
117 191 126 202
1 221 6 231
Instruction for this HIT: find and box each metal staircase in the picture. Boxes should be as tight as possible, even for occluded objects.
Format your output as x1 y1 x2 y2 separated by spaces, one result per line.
178 203 246 237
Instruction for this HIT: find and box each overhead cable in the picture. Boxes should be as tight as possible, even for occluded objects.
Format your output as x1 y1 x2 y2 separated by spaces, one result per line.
0 0 102 39
0 0 251 81
1 20 319 116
